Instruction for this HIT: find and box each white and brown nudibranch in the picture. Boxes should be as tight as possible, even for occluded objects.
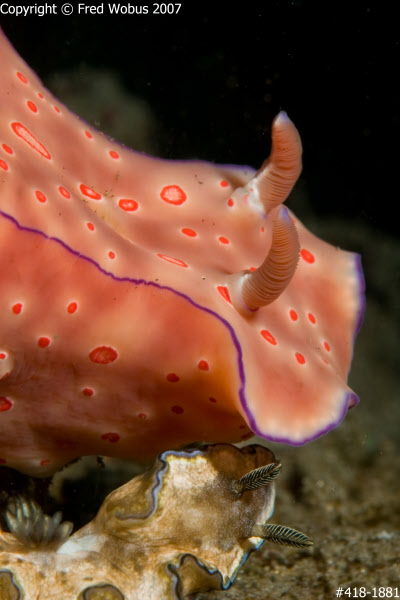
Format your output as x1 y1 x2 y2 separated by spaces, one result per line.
0 444 312 599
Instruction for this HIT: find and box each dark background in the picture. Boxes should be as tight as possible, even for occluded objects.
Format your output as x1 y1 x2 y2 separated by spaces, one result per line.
1 1 397 237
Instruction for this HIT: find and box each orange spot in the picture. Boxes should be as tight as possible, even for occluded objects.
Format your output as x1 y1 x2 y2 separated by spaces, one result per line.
308 313 316 324
157 254 188 268
249 266 257 272
108 251 115 259
27 101 38 113
40 459 50 466
16 71 28 83
209 397 217 403
289 309 298 321
217 285 231 303
101 432 120 443
0 397 12 412
35 190 46 203
227 198 234 207
67 302 77 314
37 92 44 99
38 337 50 348
89 346 118 364
86 222 95 231
80 184 101 200
300 248 315 263
261 330 277 345
12 303 22 314
11 122 51 159
160 185 187 205
295 352 306 364
54 106 61 114
171 405 184 414
198 360 209 371
324 341 331 352
109 150 119 159
58 186 70 198
181 228 197 237
119 198 138 212
166 373 180 383
261 226 265 233
218 236 229 244
0 159 8 171
82 388 94 396
85 130 93 139
1 144 13 154
220 180 229 188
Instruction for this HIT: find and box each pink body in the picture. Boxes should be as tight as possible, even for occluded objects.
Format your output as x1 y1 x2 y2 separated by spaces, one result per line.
0 30 364 475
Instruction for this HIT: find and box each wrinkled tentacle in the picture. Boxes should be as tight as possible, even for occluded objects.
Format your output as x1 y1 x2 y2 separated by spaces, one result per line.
255 111 302 213
241 206 300 310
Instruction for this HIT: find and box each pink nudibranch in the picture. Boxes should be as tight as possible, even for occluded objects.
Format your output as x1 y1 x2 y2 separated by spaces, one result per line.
0 29 364 476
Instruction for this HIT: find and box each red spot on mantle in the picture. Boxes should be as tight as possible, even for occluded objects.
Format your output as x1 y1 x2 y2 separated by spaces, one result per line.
0 159 8 171
89 346 118 364
0 397 12 412
289 309 298 321
12 303 22 314
181 228 197 237
218 236 229 244
261 330 277 345
157 254 188 268
58 186 70 198
16 71 28 83
295 352 306 364
217 285 231 303
160 185 187 205
119 198 138 212
166 373 180 383
101 432 120 443
35 190 46 203
171 405 184 414
80 184 101 200
27 100 38 113
38 337 50 348
11 122 51 159
67 302 78 314
300 248 315 264
109 150 119 159
198 360 209 371
1 144 13 154
82 387 94 396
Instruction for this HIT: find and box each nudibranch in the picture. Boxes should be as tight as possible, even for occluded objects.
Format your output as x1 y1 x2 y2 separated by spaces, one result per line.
0 444 312 599
0 28 365 476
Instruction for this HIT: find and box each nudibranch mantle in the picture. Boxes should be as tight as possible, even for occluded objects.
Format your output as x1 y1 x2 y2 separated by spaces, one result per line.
0 29 364 475
0 444 312 599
